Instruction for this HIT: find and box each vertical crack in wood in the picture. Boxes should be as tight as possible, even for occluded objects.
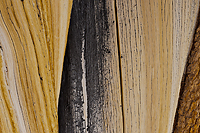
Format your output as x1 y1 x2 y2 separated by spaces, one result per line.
113 1 125 132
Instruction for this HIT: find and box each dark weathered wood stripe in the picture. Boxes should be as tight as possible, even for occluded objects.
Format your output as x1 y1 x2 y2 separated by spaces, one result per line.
59 0 123 132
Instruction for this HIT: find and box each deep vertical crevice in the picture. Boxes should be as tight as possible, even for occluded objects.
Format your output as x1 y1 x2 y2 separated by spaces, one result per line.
113 1 125 133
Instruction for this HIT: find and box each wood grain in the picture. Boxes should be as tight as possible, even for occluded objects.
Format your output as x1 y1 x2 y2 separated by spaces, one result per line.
173 9 200 132
170 1 199 132
0 0 199 132
0 0 72 132
58 0 123 132
115 0 199 132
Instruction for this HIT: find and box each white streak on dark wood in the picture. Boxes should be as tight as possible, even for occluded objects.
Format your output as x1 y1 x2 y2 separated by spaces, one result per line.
81 29 88 132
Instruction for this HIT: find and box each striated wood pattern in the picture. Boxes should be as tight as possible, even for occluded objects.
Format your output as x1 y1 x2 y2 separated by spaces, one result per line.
0 0 199 132
115 0 199 132
169 0 200 132
0 0 72 132
173 9 200 132
58 0 123 132
116 1 173 132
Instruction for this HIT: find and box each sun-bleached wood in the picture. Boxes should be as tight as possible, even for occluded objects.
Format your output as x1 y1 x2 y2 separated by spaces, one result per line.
170 1 199 132
0 0 199 132
0 0 72 132
115 0 199 133
173 15 200 132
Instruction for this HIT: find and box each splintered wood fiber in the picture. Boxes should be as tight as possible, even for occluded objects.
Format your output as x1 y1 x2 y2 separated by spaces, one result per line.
173 7 200 133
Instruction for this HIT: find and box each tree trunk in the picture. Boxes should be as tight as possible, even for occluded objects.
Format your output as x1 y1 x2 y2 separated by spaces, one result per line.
0 0 199 133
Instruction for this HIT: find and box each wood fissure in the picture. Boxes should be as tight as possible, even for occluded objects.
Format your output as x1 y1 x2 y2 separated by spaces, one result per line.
115 0 199 132
114 0 125 132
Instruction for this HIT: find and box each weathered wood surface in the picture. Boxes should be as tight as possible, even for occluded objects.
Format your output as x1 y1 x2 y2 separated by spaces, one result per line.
0 0 72 132
0 0 199 132
58 0 123 132
59 0 199 133
115 0 199 132
173 10 200 132
170 1 199 132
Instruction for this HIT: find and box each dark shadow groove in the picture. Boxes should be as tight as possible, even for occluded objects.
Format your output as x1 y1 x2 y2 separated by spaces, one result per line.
113 0 125 132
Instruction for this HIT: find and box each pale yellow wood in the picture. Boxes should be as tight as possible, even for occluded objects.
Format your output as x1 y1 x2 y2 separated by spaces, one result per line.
116 0 199 133
169 0 199 132
51 0 73 103
0 0 72 132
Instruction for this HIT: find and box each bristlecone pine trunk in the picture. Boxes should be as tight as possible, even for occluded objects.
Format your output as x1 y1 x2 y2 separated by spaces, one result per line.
0 0 200 133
